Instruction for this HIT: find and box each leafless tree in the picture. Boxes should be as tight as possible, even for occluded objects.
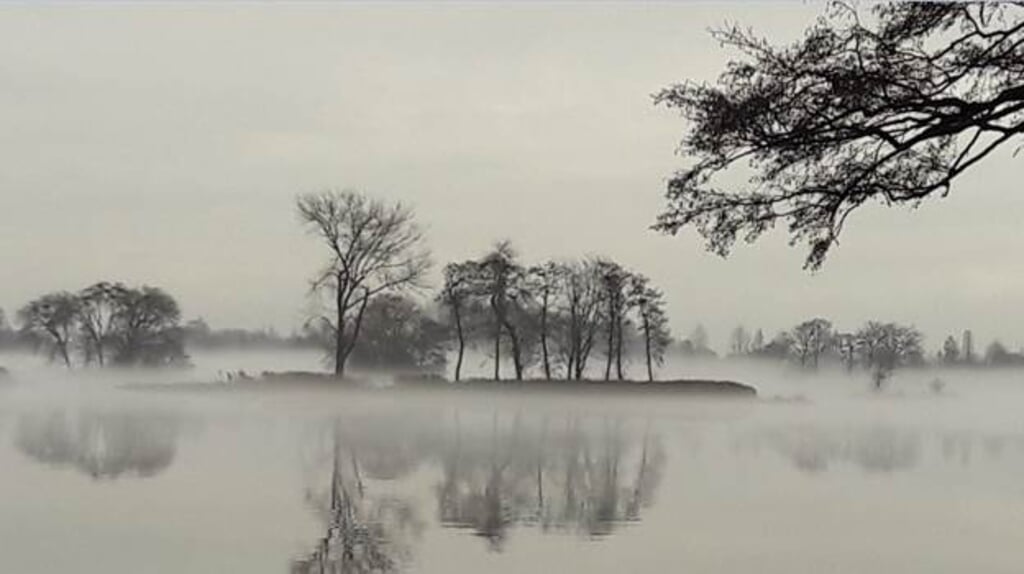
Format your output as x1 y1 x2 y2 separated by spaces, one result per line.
77 281 124 366
297 190 431 378
557 260 605 380
655 3 1024 269
856 321 924 389
791 318 833 369
527 262 564 380
18 292 81 368
630 276 672 382
438 261 476 382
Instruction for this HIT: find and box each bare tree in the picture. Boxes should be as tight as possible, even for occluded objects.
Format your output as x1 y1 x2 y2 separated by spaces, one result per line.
77 281 123 366
790 318 833 369
557 260 605 380
856 321 924 389
438 261 476 382
654 3 1024 269
833 332 858 373
729 325 751 356
18 292 81 368
297 190 431 378
631 276 671 382
596 259 632 381
473 241 532 381
527 261 564 380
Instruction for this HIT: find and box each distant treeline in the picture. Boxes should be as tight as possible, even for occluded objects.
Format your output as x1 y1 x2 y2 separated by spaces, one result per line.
713 321 1024 387
0 282 186 368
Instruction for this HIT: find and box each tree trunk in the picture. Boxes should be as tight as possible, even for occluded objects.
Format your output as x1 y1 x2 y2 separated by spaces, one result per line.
604 319 614 381
540 297 551 380
453 306 465 382
615 315 625 380
493 321 501 382
334 281 347 378
643 314 654 382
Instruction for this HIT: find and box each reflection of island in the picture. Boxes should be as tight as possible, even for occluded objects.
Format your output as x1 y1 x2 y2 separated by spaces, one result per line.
15 409 181 479
436 416 665 548
292 411 666 571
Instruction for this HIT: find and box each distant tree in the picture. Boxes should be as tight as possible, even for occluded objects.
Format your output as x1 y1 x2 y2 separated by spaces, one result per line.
108 286 186 367
350 294 447 372
790 319 833 369
556 260 605 380
437 261 477 382
631 277 671 382
757 331 793 361
76 281 124 366
984 340 1011 366
833 332 858 372
474 241 532 381
729 325 751 356
855 322 924 389
962 329 976 365
654 3 1024 269
596 259 633 381
527 261 564 380
297 190 431 378
940 335 961 365
18 292 81 368
690 324 710 354
750 329 765 354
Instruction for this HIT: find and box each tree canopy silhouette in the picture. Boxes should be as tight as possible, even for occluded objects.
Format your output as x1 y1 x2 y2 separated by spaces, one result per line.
654 2 1024 268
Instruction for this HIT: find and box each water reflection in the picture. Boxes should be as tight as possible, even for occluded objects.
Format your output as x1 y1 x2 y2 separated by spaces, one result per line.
743 425 1024 475
436 416 664 547
15 409 181 479
292 411 665 571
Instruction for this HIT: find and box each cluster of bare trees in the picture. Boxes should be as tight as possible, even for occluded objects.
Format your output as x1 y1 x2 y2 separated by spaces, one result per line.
727 319 924 388
15 282 186 368
438 242 671 382
297 189 672 382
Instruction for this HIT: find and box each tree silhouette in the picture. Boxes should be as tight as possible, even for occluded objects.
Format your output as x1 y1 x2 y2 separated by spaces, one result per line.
655 3 1024 268
297 190 431 378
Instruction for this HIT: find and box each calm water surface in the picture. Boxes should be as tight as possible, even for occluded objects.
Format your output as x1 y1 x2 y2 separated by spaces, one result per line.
2 363 1024 573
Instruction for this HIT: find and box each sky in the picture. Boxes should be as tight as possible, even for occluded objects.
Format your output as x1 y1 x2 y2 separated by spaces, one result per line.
1 2 1022 354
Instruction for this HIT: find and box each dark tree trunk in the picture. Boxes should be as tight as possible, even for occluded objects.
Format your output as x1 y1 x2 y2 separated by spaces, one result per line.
643 313 654 382
453 305 465 382
604 317 614 381
615 315 625 380
493 321 501 382
540 296 551 380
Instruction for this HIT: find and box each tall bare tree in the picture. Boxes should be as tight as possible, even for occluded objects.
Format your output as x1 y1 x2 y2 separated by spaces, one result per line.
438 261 476 382
297 190 431 378
631 276 671 382
475 241 531 381
527 261 563 381
558 260 605 380
655 3 1024 269
77 281 123 366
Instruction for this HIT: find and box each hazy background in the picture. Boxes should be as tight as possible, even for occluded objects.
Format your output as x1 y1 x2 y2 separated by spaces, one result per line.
1 3 1021 352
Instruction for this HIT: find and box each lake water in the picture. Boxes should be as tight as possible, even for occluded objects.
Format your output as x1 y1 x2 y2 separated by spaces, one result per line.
2 353 1024 573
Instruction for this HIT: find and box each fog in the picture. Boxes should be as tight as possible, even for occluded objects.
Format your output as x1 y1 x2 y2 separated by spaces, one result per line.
3 351 1024 573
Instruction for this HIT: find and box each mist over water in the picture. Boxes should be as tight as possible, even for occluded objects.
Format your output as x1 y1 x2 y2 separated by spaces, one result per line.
2 351 1024 573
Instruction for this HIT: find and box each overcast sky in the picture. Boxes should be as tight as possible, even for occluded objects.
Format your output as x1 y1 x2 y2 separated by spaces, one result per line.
1 2 1022 353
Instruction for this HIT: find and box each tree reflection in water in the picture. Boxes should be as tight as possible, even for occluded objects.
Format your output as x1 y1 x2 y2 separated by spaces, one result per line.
15 409 180 479
292 419 425 574
744 426 922 474
292 411 666 570
436 414 665 548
